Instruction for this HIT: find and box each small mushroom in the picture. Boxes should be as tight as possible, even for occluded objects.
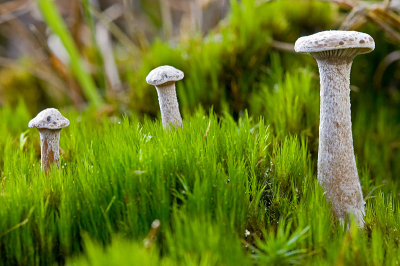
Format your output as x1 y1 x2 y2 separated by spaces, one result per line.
29 108 70 173
146 65 184 129
295 31 375 227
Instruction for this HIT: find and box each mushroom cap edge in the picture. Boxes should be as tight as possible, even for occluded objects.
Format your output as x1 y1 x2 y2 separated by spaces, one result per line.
28 108 70 129
295 30 375 54
146 65 184 86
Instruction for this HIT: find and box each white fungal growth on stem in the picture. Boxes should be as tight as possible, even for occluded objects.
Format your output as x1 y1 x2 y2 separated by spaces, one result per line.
295 31 375 227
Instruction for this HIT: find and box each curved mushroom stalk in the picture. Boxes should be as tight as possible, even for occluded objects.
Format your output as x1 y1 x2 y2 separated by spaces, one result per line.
295 31 375 227
39 129 62 173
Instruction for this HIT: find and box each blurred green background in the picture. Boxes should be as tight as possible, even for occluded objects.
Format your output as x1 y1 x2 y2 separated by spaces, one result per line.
1 0 399 194
0 0 397 117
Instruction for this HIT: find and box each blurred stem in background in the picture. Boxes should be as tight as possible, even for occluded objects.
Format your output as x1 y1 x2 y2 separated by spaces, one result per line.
35 0 104 109
81 0 107 94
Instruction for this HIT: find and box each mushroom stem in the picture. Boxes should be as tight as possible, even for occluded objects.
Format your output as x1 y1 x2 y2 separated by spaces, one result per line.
316 56 364 227
155 83 182 129
38 129 61 173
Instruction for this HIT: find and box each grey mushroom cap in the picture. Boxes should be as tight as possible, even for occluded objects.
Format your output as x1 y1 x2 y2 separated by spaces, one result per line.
295 30 375 54
146 65 184 86
28 108 70 129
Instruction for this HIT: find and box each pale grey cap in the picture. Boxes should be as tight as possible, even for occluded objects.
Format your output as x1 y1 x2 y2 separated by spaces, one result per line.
29 108 70 129
146 65 184 86
295 30 375 55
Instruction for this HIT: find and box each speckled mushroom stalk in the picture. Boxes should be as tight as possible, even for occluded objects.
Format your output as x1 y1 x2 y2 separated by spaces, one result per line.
29 108 70 173
146 66 184 129
295 31 375 227
38 129 62 172
154 82 182 127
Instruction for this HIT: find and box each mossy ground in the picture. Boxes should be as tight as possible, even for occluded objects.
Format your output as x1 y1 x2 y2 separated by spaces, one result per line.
0 96 400 265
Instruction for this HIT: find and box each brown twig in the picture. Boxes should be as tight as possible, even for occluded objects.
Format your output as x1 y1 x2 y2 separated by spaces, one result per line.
322 0 400 46
374 7 400 30
367 11 400 44
0 56 68 94
271 40 295 53
339 6 368 30
373 50 400 90
0 0 34 25
89 5 140 56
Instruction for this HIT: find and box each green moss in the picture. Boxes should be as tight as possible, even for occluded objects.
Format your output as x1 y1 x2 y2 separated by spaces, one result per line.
0 99 398 265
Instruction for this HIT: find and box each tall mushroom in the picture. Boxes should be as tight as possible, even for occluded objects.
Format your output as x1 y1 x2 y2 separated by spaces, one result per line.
295 31 375 227
146 65 184 129
29 108 70 173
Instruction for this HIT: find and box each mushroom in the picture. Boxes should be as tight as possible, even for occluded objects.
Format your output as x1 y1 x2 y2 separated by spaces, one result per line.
146 65 184 129
29 108 70 173
295 31 375 227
